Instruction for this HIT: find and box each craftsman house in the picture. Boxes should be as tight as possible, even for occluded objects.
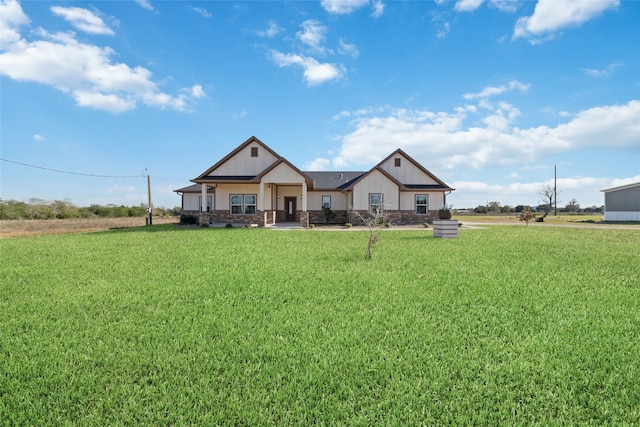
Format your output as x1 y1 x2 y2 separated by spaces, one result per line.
174 136 454 227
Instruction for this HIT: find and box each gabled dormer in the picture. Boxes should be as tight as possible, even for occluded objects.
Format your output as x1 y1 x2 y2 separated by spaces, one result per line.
376 149 453 190
194 136 281 181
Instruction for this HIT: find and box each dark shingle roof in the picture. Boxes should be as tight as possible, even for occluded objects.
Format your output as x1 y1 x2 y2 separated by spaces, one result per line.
404 184 450 189
174 184 214 193
198 176 255 181
304 171 366 190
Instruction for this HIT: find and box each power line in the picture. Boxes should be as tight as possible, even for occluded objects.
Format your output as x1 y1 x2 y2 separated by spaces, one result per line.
1 158 145 178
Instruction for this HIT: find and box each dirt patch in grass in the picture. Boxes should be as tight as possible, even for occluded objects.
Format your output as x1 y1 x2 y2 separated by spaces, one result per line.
0 217 178 238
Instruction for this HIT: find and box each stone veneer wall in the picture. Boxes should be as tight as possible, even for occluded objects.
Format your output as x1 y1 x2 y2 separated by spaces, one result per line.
347 210 438 225
308 210 349 225
196 209 438 226
198 210 264 225
299 211 309 228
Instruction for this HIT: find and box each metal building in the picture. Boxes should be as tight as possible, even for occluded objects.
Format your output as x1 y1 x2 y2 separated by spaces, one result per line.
601 182 640 221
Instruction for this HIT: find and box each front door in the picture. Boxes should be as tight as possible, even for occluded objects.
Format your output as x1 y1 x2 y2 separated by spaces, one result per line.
284 197 297 222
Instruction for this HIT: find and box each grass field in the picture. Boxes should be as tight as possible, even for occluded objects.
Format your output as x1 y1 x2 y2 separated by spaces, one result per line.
1 224 638 425
0 217 177 238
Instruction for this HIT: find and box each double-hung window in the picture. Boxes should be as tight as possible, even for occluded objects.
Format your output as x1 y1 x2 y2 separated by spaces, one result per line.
231 194 257 215
244 195 256 214
369 193 383 214
416 194 428 215
322 195 331 209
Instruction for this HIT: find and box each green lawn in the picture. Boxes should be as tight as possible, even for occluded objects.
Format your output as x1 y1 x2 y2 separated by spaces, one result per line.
1 225 638 425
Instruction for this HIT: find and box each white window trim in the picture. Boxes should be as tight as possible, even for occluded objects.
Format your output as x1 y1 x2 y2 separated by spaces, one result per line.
415 194 428 215
369 193 383 214
322 195 331 209
230 194 257 215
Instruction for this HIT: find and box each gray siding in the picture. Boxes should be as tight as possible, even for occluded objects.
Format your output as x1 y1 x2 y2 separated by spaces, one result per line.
605 185 640 212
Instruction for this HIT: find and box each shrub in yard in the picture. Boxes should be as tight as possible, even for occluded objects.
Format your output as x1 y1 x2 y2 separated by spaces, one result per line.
322 207 336 224
518 205 536 225
179 214 198 225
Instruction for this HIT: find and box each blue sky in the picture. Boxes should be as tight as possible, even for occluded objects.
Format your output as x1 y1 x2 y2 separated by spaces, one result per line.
1 0 638 210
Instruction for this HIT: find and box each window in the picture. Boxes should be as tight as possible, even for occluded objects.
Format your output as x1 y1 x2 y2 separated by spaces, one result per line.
230 194 257 215
230 195 243 214
394 158 401 167
244 195 256 214
369 193 383 214
416 194 428 215
199 196 212 212
322 195 331 209
251 147 258 157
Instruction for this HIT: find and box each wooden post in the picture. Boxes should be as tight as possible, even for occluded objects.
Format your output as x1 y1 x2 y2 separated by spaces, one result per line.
147 174 153 226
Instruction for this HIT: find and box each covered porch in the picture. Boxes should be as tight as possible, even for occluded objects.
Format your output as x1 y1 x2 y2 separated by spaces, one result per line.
196 170 312 228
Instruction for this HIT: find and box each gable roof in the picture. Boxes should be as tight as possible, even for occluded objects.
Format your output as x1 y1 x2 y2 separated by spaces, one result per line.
191 136 316 188
344 166 406 191
378 148 453 190
174 184 214 193
257 158 316 188
304 171 366 190
340 149 454 192
194 136 281 180
183 138 453 194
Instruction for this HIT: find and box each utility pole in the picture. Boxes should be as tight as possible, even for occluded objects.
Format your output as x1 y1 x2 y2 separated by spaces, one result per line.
146 169 153 226
554 165 557 216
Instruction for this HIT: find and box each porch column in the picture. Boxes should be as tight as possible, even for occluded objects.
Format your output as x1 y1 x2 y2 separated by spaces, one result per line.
201 183 207 212
259 181 264 211
301 181 307 211
199 183 209 225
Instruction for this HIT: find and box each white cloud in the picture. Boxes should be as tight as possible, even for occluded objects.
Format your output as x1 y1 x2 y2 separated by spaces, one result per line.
553 101 640 149
338 38 359 58
463 80 530 100
455 0 485 12
371 1 385 18
232 110 247 120
321 0 369 15
257 20 283 38
50 6 114 36
513 0 619 43
188 6 211 19
327 100 639 173
489 0 519 13
582 62 621 77
452 174 640 208
437 21 451 39
0 0 29 45
0 2 202 113
135 0 154 11
297 20 327 50
269 50 344 86
33 133 45 141
304 157 331 170
607 175 640 189
190 84 205 99
73 91 136 112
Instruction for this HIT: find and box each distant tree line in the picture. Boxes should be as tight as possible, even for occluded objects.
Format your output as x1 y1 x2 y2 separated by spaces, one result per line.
461 200 604 215
0 198 181 220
